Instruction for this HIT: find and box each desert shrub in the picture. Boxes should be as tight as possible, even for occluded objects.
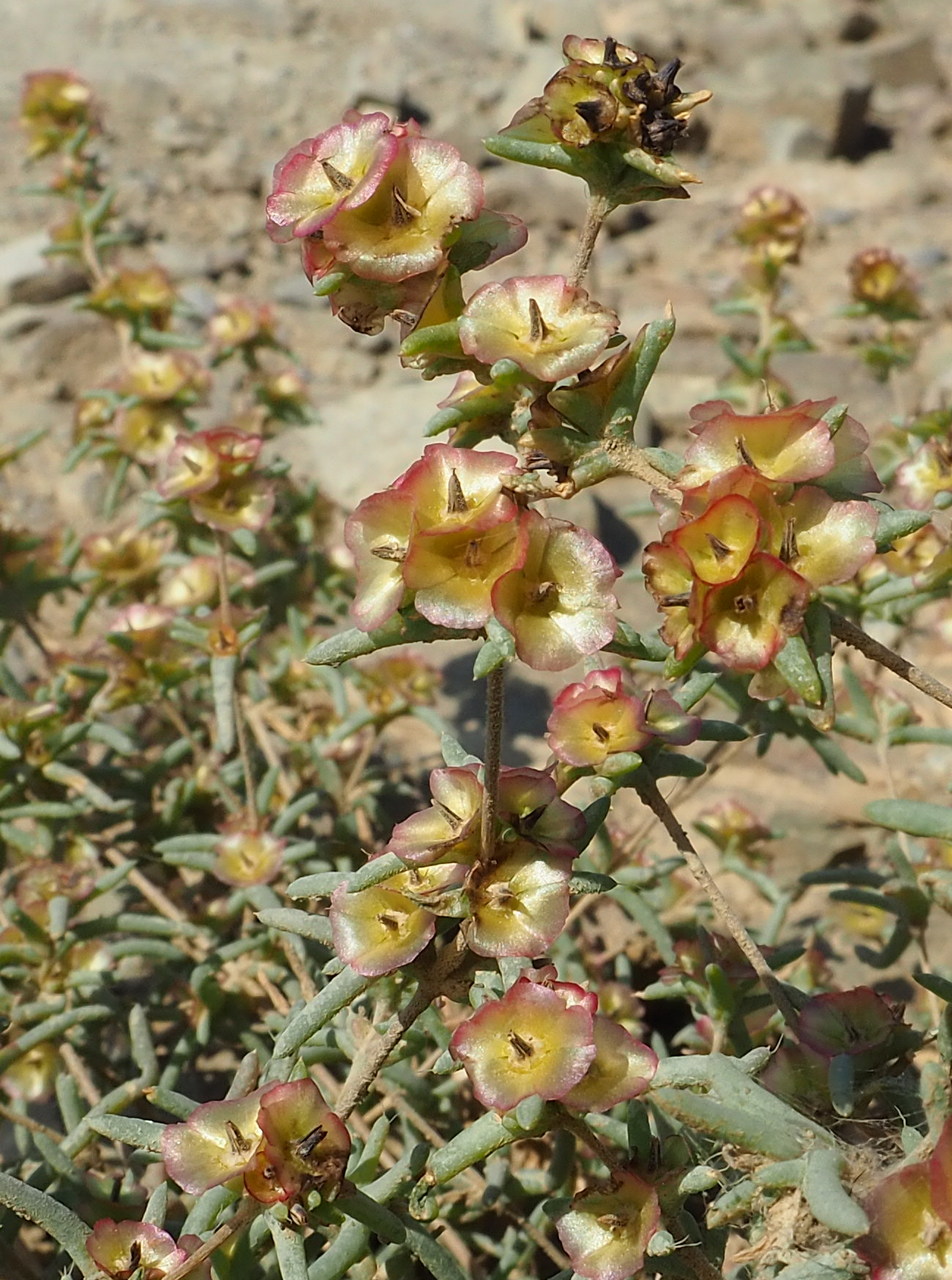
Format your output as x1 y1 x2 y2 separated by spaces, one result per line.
2 44 952 1280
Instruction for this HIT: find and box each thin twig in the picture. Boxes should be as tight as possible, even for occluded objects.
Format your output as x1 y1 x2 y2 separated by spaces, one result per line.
0 1099 63 1143
570 192 611 288
59 1042 101 1106
279 935 317 1003
479 667 505 863
635 772 801 1035
829 610 952 713
556 1108 623 1174
335 933 469 1120
163 1198 261 1280
215 531 258 828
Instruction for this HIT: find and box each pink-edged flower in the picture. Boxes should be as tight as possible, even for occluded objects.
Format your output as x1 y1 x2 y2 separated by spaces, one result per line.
323 132 483 282
555 1171 662 1280
330 865 463 976
670 494 762 586
161 1086 271 1194
857 1118 952 1279
562 1016 658 1113
387 765 483 866
641 539 699 659
546 668 651 767
158 429 262 500
161 1079 350 1207
344 443 522 633
796 987 917 1072
266 112 399 242
403 513 529 629
344 487 415 631
467 847 573 957
113 402 186 465
697 553 811 671
188 474 276 534
678 464 790 532
449 974 596 1111
681 398 840 487
786 486 878 586
213 829 286 888
849 246 924 321
160 555 253 611
330 876 435 977
492 512 619 671
120 349 209 405
459 275 618 383
826 407 882 495
87 1219 186 1280
244 1078 351 1205
400 443 520 529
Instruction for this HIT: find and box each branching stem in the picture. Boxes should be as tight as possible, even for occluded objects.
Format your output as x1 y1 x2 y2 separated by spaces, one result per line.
829 610 952 713
635 772 801 1035
336 933 469 1120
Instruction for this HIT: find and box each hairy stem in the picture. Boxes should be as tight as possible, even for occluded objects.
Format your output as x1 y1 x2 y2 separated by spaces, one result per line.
635 772 801 1035
829 610 952 713
570 192 611 288
164 1198 261 1280
336 933 469 1121
479 666 506 862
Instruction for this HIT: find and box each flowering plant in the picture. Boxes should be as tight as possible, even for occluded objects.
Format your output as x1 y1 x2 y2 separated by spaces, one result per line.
3 38 952 1280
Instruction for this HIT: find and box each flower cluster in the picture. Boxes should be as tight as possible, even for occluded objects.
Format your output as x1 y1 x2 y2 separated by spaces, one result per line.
449 967 657 1114
331 764 590 973
493 36 711 201
760 986 920 1113
161 1077 350 1207
158 426 275 534
849 247 923 323
19 69 97 159
644 398 880 678
735 185 808 270
266 110 525 335
345 442 619 669
86 1219 208 1280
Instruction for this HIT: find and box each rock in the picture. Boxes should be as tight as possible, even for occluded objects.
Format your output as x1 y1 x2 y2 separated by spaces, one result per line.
0 233 87 306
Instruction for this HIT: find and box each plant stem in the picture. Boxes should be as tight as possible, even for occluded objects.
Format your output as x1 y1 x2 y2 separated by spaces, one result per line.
556 1108 622 1173
479 667 506 862
335 932 469 1121
635 772 801 1035
164 1198 261 1280
215 532 258 827
829 610 952 713
570 192 611 288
